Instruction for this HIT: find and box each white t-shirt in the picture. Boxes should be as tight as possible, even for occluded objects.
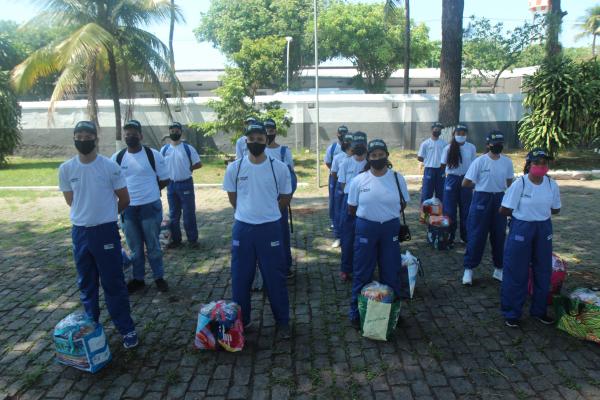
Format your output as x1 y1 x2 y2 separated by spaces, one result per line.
331 152 350 174
58 155 126 227
235 136 247 160
265 145 294 168
441 142 477 176
111 148 169 206
223 156 292 224
338 156 368 194
464 153 514 193
347 169 410 223
160 142 201 182
418 137 448 168
324 141 343 164
501 175 561 221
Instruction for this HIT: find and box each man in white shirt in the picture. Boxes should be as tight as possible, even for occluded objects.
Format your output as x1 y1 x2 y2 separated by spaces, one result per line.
160 122 202 249
235 117 257 160
223 121 292 340
59 121 138 349
418 122 448 203
325 125 348 230
112 120 170 294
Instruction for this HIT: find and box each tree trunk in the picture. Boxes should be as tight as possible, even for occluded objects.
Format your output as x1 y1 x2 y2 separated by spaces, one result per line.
107 46 122 144
545 0 564 60
403 0 410 94
86 55 99 128
593 33 597 57
169 0 176 69
438 0 464 127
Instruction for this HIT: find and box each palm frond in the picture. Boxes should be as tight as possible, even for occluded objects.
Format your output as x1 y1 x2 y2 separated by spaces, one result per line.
112 0 184 27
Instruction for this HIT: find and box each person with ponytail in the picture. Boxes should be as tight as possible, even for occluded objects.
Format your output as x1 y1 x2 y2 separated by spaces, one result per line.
346 139 410 329
499 148 560 328
440 124 477 244
330 133 354 248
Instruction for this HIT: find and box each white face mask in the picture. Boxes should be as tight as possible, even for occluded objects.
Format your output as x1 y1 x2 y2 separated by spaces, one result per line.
454 135 467 144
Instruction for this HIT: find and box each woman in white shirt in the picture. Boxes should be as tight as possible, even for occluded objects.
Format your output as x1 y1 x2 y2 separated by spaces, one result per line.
440 124 477 244
330 133 354 248
347 139 410 328
499 148 561 328
461 131 514 285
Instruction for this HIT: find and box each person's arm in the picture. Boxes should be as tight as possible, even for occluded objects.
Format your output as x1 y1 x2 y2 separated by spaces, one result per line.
190 146 203 170
58 164 73 206
551 208 560 215
191 162 202 171
227 192 237 209
551 179 561 215
462 178 474 188
279 194 291 210
115 187 130 213
154 150 171 190
499 206 513 217
417 141 426 163
158 179 170 190
462 158 478 188
62 191 73 207
339 182 345 192
331 172 338 181
348 205 357 216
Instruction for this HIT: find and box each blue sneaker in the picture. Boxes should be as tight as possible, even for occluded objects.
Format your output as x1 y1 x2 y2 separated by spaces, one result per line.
123 331 139 349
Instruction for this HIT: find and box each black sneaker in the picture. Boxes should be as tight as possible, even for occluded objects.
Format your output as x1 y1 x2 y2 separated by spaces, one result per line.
505 319 520 328
275 325 291 340
286 269 296 279
155 278 169 292
127 279 145 294
351 318 361 331
166 241 182 249
534 315 555 325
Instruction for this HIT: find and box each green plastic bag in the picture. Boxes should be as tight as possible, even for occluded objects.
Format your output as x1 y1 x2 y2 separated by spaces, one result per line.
554 295 600 344
358 296 401 341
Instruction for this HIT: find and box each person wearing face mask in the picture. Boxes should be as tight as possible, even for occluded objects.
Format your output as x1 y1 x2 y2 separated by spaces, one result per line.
337 132 368 282
499 149 560 328
440 124 477 245
160 122 203 249
461 130 514 286
264 118 296 277
325 125 349 231
330 133 354 248
223 122 293 340
346 139 410 328
59 121 139 349
418 122 448 203
235 117 257 160
112 120 170 294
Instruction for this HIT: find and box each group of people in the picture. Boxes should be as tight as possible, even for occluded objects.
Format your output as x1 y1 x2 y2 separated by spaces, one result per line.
58 117 561 351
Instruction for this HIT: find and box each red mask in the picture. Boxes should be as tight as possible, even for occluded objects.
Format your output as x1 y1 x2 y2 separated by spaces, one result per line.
529 165 549 177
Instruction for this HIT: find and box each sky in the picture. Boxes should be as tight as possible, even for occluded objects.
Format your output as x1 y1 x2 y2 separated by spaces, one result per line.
0 0 596 70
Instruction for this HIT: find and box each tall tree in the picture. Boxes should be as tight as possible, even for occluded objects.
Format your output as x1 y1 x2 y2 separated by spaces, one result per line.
169 0 176 69
11 0 184 149
438 0 464 127
384 0 411 94
545 0 566 60
576 5 600 57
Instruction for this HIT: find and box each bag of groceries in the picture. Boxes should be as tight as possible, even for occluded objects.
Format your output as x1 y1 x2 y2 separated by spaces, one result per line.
194 300 245 352
528 253 567 305
358 282 401 341
554 288 600 345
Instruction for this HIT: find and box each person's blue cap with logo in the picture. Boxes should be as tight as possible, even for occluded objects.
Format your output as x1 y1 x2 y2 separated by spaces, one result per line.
431 122 444 130
338 125 349 134
455 124 468 132
245 116 257 125
74 121 97 135
486 130 504 144
245 121 266 135
124 119 142 132
526 147 553 162
169 122 183 130
341 133 353 143
264 119 276 129
351 131 367 146
368 139 388 154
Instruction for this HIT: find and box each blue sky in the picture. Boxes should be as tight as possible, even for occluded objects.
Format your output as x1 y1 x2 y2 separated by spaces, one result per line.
0 0 596 69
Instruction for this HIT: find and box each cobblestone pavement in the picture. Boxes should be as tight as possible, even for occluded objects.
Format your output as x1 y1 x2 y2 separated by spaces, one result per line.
1 181 600 400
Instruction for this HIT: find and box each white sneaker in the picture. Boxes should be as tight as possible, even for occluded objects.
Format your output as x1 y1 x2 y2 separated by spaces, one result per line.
462 269 473 285
331 239 341 248
493 268 503 282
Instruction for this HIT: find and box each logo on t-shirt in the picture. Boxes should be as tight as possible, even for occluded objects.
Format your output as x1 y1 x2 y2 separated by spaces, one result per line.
359 188 371 193
70 178 80 183
238 176 248 182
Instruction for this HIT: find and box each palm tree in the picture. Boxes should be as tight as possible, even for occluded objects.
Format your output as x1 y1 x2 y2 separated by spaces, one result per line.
545 0 566 60
11 0 184 150
169 0 176 69
577 5 600 57
438 0 464 129
384 0 410 94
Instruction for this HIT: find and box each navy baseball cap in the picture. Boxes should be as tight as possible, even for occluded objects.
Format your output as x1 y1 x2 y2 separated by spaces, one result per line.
341 133 353 143
351 131 368 146
486 130 504 144
245 122 266 135
245 116 257 125
431 122 444 130
124 120 142 132
169 122 183 130
367 139 388 154
264 119 276 129
337 125 349 134
74 121 97 135
455 124 468 132
527 148 553 162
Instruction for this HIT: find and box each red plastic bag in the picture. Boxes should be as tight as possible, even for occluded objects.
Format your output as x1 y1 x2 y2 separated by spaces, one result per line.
194 300 245 352
528 253 567 304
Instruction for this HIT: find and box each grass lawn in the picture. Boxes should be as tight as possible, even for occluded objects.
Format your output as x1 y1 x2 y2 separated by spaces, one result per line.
1 149 599 188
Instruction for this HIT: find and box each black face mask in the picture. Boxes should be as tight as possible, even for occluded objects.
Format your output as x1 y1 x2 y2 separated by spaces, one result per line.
338 135 344 143
370 158 388 170
74 139 95 155
353 146 366 156
267 135 276 145
247 142 266 157
432 130 442 137
490 144 503 154
125 136 141 148
169 133 182 141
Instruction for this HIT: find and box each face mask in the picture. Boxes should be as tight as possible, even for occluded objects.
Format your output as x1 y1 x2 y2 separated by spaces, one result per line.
74 139 95 155
454 135 466 144
370 158 388 170
490 144 503 154
529 165 549 177
125 136 141 148
267 135 276 145
338 135 343 143
170 133 182 141
432 130 442 137
247 142 266 157
353 146 366 156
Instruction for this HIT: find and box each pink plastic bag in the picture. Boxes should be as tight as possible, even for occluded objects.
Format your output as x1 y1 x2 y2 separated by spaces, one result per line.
528 253 567 304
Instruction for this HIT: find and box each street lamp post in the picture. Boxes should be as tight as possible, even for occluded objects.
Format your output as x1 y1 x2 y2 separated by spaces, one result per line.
313 0 320 188
285 36 293 94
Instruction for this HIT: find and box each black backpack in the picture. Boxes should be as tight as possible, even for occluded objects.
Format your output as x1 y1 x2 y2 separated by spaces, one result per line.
116 146 161 189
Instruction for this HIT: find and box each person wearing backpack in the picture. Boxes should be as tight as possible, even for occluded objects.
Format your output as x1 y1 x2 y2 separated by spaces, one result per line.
112 120 170 294
160 122 203 249
264 118 297 277
461 130 514 286
346 139 411 329
499 148 561 328
325 126 348 231
223 121 292 340
330 133 354 248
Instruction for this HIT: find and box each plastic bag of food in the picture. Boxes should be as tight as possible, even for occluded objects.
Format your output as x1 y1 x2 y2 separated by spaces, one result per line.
401 251 423 299
194 300 244 352
421 197 443 217
527 253 568 304
53 312 111 373
358 282 401 341
570 288 600 307
428 215 451 227
554 292 600 344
